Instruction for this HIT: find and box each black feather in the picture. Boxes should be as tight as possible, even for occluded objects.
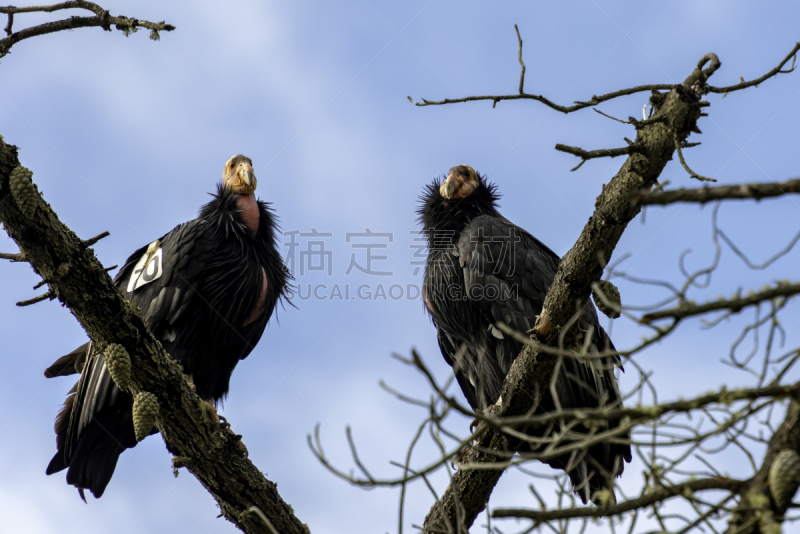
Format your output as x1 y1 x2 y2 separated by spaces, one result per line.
46 181 291 499
419 172 631 504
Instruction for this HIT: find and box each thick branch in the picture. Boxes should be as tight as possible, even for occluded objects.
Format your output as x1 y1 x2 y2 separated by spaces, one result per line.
493 477 744 522
0 1 174 58
0 146 306 533
641 281 800 323
634 178 800 206
422 61 706 533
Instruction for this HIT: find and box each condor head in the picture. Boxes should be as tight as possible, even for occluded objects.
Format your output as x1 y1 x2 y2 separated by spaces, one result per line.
223 154 257 195
440 164 479 200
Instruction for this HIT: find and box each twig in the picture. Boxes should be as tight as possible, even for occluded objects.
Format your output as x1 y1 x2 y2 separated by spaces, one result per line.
555 143 643 172
505 383 797 429
0 251 24 261
640 281 800 323
674 132 716 182
514 24 525 95
408 83 672 114
17 290 54 306
81 230 109 248
594 108 632 124
708 42 800 94
0 1 175 58
492 477 743 521
246 507 280 534
634 178 800 206
3 11 11 36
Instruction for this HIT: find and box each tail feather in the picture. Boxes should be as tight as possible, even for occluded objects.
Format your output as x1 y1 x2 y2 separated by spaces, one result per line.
46 344 137 499
45 342 90 378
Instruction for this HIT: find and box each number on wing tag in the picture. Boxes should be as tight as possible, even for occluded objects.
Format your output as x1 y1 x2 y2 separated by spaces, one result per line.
126 244 164 292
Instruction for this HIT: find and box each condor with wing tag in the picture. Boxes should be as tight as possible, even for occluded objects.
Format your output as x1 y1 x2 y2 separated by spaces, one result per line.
126 243 163 292
45 154 292 501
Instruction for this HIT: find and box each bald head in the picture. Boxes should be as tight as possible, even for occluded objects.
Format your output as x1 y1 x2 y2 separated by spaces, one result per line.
440 164 478 200
223 155 257 195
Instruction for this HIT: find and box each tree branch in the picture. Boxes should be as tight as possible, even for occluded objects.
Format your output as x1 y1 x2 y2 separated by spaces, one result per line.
0 251 24 261
406 22 672 114
0 150 306 534
707 42 800 94
16 290 54 306
633 178 800 206
407 83 673 114
492 383 799 430
674 132 716 182
493 477 745 522
80 230 109 248
555 143 643 172
640 281 800 324
514 23 525 95
0 1 175 58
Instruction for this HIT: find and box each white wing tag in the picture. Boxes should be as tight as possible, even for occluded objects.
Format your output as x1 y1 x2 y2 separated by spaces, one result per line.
127 242 164 292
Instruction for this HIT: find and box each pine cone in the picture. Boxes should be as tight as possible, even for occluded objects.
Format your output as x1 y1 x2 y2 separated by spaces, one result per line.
592 280 621 319
9 166 37 219
769 449 800 509
132 391 159 442
104 343 132 392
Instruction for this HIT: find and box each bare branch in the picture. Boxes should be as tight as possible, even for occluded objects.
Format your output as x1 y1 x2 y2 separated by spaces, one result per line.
80 230 109 248
492 383 799 430
408 83 672 114
514 24 525 95
634 178 800 206
16 290 54 306
675 132 716 182
493 477 744 521
708 42 800 94
641 281 800 324
555 143 643 172
0 250 24 261
0 1 175 58
682 53 722 91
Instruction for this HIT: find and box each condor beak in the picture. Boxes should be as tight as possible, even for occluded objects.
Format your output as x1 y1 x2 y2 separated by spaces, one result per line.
241 169 255 188
232 162 257 194
443 174 458 199
239 164 255 188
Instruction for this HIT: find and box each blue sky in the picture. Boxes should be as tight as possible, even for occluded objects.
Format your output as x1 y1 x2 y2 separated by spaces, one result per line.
1 1 799 533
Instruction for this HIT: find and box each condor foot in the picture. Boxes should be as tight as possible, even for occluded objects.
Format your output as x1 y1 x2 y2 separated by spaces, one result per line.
217 414 248 457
